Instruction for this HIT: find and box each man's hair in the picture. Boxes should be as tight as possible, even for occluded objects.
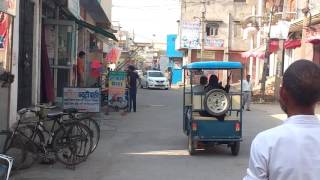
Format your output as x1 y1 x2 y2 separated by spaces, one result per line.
200 76 208 85
208 75 218 85
282 60 320 106
128 65 135 71
78 51 86 58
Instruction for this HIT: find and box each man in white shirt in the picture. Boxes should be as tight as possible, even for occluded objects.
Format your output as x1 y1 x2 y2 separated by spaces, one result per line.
243 60 320 180
242 75 253 111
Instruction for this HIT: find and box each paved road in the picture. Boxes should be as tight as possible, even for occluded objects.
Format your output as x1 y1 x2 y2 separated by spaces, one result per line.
14 89 285 180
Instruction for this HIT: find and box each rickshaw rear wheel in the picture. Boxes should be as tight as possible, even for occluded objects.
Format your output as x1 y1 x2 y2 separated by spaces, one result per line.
188 134 196 155
231 141 240 156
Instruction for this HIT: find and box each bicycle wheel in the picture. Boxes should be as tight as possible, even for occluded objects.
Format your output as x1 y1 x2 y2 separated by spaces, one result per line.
77 117 100 153
1 132 26 170
17 126 44 169
52 122 93 166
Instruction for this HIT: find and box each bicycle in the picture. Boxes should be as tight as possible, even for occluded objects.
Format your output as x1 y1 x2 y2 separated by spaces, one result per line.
2 105 93 169
63 108 100 154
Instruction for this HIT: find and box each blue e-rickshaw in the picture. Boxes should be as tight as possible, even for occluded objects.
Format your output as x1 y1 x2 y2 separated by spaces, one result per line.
183 61 243 155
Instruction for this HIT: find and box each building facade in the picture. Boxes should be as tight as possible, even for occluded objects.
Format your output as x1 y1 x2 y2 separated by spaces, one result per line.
177 0 252 82
0 0 117 128
241 0 320 96
167 34 184 85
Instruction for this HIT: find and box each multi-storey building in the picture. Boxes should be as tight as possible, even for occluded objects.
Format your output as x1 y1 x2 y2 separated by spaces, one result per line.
177 0 253 82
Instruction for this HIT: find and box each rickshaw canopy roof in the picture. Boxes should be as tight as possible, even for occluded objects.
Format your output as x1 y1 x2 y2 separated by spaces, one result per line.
184 61 242 70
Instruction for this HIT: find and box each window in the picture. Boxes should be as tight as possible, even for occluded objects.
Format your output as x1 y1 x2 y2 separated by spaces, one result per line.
233 22 242 37
148 72 164 77
206 23 219 36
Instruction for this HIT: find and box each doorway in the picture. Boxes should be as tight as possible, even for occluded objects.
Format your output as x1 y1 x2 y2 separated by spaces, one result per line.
44 19 76 103
17 0 34 110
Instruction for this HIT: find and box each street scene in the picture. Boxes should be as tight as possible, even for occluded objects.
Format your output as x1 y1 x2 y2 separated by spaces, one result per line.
1 0 320 180
8 89 293 180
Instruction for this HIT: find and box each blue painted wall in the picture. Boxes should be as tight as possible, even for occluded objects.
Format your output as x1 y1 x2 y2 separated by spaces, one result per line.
166 35 183 58
172 69 183 84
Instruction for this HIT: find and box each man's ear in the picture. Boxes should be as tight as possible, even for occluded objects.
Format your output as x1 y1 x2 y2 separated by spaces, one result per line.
280 85 288 103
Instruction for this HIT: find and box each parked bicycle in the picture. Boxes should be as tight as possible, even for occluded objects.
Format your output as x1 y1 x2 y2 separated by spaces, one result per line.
1 104 93 170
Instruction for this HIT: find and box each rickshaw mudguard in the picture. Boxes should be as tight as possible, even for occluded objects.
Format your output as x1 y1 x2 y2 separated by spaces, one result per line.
190 120 241 141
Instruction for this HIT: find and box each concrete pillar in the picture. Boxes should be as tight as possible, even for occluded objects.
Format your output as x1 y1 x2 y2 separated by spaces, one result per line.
9 0 20 126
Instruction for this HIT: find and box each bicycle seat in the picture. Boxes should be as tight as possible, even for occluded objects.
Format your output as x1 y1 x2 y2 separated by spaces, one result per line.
63 108 79 114
47 111 64 119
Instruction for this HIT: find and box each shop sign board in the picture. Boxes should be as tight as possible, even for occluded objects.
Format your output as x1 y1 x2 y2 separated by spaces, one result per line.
205 38 224 50
68 0 81 19
270 21 290 39
108 71 128 109
180 20 201 49
63 88 101 113
197 50 216 59
0 0 16 16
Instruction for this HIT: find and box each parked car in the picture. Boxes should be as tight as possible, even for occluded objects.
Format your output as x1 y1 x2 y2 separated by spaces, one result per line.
141 70 169 90
136 70 143 78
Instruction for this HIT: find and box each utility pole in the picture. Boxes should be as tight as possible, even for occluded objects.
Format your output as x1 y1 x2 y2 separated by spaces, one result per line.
301 0 310 59
260 6 274 98
200 0 206 62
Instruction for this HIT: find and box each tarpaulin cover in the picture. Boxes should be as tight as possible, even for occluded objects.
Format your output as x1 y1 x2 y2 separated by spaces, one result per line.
284 39 301 49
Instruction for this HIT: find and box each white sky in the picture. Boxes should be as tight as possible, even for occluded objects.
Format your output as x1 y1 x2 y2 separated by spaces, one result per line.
112 0 181 43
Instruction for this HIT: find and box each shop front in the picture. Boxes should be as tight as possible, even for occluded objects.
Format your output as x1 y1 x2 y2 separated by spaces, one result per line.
41 0 116 104
0 0 16 129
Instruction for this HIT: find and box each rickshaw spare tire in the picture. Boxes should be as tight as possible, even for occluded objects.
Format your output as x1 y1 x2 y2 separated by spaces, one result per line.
204 89 231 116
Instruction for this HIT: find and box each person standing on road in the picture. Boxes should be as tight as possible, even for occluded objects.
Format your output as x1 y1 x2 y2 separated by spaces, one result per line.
127 65 140 112
242 75 253 111
167 69 172 88
77 51 86 87
243 60 320 180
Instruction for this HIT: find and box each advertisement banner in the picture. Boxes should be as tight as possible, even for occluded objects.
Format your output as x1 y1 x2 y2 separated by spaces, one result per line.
0 0 16 16
63 88 101 113
270 21 290 40
180 20 201 49
108 71 128 109
0 13 9 49
205 37 224 50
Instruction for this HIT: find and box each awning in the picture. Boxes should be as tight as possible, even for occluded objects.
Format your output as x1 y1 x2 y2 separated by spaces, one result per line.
241 40 279 59
305 36 320 44
61 7 117 42
73 18 118 41
284 39 301 49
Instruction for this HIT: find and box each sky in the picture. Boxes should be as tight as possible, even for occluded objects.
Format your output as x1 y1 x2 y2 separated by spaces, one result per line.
112 0 181 43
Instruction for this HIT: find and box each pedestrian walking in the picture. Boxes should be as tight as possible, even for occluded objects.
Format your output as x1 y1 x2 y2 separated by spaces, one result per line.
243 60 320 180
127 65 140 112
242 75 253 111
77 51 86 87
167 69 172 88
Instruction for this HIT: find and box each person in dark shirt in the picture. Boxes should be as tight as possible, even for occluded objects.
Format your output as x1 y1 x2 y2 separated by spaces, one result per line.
204 74 230 93
127 65 140 112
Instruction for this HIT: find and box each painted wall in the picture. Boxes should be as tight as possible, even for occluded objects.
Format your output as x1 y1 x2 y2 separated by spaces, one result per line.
166 34 183 58
181 0 252 51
